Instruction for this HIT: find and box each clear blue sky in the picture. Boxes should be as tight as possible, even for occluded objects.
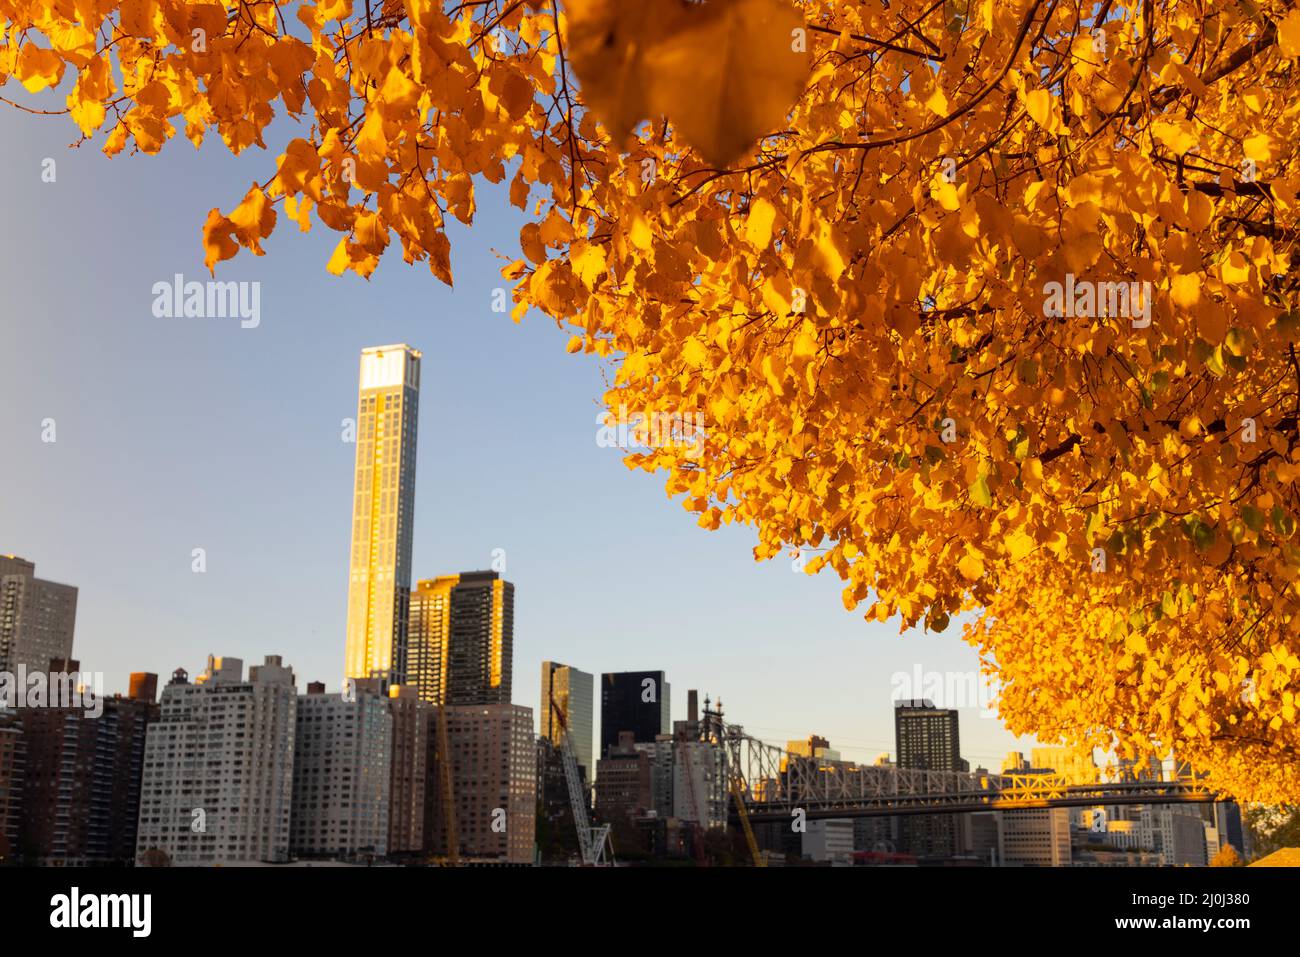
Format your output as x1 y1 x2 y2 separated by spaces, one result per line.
0 101 1039 769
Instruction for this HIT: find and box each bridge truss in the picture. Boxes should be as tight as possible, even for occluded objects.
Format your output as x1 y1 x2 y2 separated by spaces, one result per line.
714 724 1218 824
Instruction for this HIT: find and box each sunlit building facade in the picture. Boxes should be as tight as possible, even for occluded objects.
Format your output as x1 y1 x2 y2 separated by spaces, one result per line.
407 571 513 706
539 661 593 782
344 345 421 687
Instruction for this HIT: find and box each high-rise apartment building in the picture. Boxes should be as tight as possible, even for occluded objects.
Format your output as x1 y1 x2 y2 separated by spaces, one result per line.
895 699 962 771
17 679 157 865
895 699 963 859
407 571 514 706
0 713 23 863
136 656 297 866
426 703 536 863
540 661 593 782
600 671 670 758
0 555 77 678
344 345 421 687
290 684 392 860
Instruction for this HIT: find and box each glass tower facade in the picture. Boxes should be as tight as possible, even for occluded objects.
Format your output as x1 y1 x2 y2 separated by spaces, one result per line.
540 661 594 782
344 345 421 686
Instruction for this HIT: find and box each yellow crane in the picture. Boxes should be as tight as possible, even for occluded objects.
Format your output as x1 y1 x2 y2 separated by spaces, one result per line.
729 774 764 867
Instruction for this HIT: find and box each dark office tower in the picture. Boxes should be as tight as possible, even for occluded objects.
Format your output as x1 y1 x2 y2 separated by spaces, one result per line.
18 694 157 865
600 671 671 758
407 571 514 706
894 699 963 859
0 554 77 678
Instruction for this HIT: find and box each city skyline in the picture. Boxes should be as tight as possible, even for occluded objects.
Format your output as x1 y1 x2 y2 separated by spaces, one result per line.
0 102 1039 769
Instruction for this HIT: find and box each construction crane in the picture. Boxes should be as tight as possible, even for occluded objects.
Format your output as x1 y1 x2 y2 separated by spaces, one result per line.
729 774 764 867
435 704 459 866
550 699 611 866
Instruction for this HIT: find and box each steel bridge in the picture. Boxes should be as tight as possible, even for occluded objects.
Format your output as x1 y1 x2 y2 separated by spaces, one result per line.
711 723 1218 824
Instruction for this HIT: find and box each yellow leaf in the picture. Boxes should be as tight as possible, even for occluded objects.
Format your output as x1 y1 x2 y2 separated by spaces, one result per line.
745 197 777 249
571 242 608 289
1170 273 1201 308
958 552 984 581
568 0 810 166
1151 118 1198 156
1243 133 1275 163
1024 89 1061 134
17 45 64 94
326 236 351 276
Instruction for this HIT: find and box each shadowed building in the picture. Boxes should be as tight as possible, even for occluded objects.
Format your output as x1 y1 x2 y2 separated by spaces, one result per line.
16 676 158 865
0 713 22 863
291 683 392 860
600 671 670 758
385 684 430 855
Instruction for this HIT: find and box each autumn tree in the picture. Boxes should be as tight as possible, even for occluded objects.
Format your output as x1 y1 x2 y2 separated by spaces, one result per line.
1209 843 1244 866
5 0 1300 802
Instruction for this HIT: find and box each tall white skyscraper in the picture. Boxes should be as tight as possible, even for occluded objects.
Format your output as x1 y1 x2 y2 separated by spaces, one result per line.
344 345 421 685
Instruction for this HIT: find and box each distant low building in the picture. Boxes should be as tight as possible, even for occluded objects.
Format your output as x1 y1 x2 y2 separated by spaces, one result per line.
803 819 854 865
595 731 652 824
1000 807 1071 866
